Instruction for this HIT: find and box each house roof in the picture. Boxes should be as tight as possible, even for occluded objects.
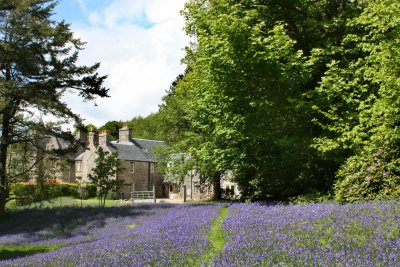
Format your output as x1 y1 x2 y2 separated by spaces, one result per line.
75 138 165 162
76 152 84 161
55 138 71 150
110 138 165 162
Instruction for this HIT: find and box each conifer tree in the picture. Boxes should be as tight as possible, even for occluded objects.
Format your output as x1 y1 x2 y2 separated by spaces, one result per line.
0 0 109 214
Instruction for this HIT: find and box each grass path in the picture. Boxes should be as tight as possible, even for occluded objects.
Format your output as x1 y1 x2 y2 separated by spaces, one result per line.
198 205 229 266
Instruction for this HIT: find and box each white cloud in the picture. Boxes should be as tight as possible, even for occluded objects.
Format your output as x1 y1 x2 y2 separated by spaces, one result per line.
63 0 189 127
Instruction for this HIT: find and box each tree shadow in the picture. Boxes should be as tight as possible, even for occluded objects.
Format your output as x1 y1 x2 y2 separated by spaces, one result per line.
0 203 179 244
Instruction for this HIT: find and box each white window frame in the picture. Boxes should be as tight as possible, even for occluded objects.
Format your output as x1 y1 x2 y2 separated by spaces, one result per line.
150 162 155 173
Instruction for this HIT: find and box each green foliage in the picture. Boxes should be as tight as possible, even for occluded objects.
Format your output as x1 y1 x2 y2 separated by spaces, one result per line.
97 115 164 142
159 0 350 200
98 121 123 141
88 148 121 207
335 151 400 203
311 0 400 201
81 184 97 199
289 192 333 205
126 114 164 140
9 183 80 206
154 0 400 202
9 183 36 206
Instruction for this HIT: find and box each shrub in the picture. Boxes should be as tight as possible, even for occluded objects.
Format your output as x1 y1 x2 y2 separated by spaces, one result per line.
9 183 36 206
83 184 97 199
289 192 333 204
335 151 400 203
9 182 80 206
58 183 79 198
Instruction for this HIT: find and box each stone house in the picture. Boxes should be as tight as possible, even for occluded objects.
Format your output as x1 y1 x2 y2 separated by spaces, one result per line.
181 170 240 200
27 131 85 183
75 125 166 199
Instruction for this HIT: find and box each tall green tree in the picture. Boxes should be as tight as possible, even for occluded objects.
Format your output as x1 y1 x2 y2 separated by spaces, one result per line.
88 147 121 207
161 0 345 200
157 0 366 200
0 0 109 214
311 0 400 201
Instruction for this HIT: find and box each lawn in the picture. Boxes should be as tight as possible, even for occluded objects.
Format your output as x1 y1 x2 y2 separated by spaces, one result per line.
0 201 399 266
5 196 131 211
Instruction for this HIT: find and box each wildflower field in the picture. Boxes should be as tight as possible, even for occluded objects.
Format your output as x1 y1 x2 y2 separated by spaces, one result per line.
0 202 399 266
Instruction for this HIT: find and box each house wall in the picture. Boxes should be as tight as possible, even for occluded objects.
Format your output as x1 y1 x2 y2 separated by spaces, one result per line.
33 135 81 183
181 170 240 200
80 141 99 183
118 161 164 199
182 171 213 200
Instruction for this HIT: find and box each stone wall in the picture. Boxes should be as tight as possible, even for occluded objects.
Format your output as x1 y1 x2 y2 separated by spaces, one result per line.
115 161 164 199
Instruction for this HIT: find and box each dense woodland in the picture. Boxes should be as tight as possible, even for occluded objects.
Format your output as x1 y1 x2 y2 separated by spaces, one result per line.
110 0 400 202
1 0 400 214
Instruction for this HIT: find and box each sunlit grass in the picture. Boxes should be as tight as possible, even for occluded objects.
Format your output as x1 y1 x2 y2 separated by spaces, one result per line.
198 205 229 266
0 244 65 260
5 196 131 211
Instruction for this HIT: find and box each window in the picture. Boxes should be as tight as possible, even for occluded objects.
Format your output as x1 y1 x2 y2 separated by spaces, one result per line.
76 161 82 172
129 162 135 173
150 162 155 173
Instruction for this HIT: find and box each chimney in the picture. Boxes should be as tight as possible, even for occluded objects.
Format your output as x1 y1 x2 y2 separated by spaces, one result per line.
76 129 87 145
119 124 131 143
88 128 98 145
99 130 109 147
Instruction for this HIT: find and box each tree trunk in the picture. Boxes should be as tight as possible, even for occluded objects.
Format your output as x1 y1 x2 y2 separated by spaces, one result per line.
0 66 13 215
212 173 222 200
0 113 11 215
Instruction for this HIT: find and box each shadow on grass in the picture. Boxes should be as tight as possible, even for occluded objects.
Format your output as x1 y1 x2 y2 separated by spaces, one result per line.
0 204 180 244
0 244 65 260
0 203 213 245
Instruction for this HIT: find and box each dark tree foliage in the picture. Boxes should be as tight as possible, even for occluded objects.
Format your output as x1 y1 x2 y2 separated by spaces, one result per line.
0 0 109 214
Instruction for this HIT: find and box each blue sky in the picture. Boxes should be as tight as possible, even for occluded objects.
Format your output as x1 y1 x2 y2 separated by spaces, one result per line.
54 0 105 24
52 0 188 128
54 0 155 29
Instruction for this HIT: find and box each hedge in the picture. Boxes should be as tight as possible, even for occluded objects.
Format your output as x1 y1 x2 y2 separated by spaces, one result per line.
9 182 82 206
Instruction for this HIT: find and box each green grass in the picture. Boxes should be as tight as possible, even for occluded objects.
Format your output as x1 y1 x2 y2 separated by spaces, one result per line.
5 196 131 211
126 223 138 230
198 205 229 266
0 244 66 260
